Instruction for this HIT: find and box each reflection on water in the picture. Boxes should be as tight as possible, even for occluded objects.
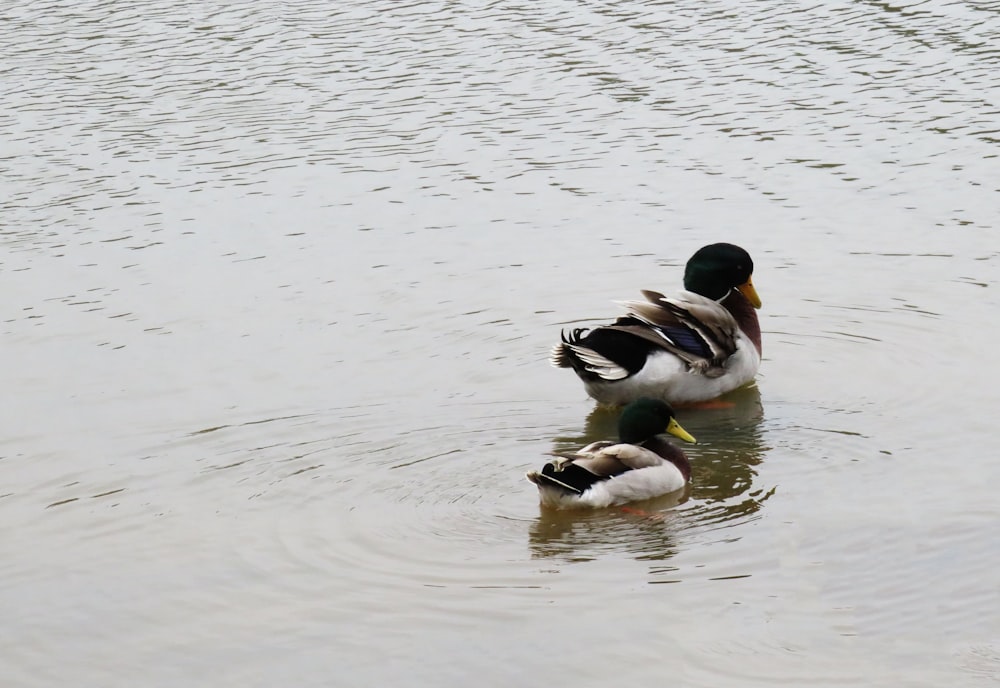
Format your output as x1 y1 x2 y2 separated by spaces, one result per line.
529 503 682 564
531 385 771 568
677 385 774 532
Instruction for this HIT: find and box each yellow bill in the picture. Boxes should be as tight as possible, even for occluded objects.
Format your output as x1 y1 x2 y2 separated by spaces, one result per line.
737 276 762 309
666 417 697 444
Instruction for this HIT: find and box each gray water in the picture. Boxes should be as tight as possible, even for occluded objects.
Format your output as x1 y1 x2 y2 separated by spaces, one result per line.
2 1 999 685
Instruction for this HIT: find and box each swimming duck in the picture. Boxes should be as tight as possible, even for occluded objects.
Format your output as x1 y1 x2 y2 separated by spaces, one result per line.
527 398 696 509
550 243 762 407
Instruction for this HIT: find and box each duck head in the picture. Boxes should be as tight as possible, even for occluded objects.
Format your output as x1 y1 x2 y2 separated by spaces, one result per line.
618 398 697 445
683 243 761 309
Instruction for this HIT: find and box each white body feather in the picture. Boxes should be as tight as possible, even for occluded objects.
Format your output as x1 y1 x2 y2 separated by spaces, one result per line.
582 329 760 406
527 440 690 509
532 463 687 509
553 289 761 406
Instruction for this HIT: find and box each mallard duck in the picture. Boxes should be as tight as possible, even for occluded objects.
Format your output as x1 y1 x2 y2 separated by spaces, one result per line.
550 243 762 407
526 398 697 509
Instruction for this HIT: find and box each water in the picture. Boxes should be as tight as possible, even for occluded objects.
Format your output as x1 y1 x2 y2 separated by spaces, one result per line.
2 0 999 685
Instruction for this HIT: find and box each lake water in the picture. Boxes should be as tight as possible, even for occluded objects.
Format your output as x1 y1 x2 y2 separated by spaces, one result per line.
2 0 999 685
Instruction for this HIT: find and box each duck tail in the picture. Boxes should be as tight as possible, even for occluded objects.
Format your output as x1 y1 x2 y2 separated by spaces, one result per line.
548 328 589 369
550 328 634 382
525 467 584 495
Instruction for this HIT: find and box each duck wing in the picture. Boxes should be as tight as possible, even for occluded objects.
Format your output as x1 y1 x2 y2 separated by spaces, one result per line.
587 442 665 471
533 441 660 495
556 442 663 473
548 440 622 478
610 289 740 374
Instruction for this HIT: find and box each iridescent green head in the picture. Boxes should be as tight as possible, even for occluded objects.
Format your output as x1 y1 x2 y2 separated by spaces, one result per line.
683 243 761 308
618 398 697 445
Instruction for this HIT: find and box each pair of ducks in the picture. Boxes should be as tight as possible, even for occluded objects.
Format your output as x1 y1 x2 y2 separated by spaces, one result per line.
527 243 762 509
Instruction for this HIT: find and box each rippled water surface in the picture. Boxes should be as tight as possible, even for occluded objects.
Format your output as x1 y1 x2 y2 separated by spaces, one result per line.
3 0 999 685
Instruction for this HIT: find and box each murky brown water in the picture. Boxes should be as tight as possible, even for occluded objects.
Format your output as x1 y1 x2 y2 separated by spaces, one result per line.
3 0 999 685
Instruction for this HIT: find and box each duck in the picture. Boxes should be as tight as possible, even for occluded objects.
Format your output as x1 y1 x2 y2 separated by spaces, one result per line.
527 398 697 509
550 242 762 407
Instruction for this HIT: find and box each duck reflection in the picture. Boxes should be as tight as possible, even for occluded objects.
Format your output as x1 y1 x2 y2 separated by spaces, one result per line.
529 384 769 564
527 491 686 563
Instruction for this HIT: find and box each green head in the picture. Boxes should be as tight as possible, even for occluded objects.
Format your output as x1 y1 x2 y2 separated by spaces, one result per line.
683 243 761 308
618 398 697 445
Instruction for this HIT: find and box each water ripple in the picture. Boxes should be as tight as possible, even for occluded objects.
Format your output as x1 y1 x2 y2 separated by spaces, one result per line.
2 1 998 685
4 0 997 257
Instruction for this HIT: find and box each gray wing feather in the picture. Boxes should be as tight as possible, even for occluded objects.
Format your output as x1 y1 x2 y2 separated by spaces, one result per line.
551 441 661 477
614 289 740 372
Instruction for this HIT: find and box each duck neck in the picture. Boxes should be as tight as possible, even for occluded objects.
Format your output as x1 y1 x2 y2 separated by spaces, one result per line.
721 289 762 356
642 437 691 482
